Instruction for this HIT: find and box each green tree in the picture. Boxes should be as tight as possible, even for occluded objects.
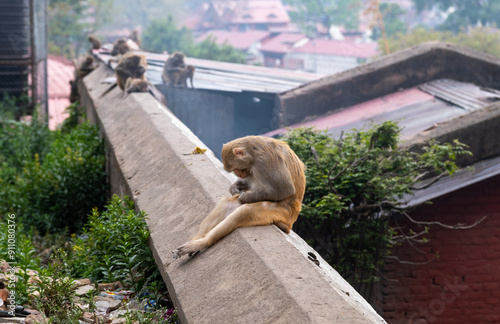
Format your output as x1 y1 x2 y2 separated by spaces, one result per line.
281 122 471 289
381 26 500 59
372 3 407 39
284 0 362 36
413 0 500 32
142 17 246 63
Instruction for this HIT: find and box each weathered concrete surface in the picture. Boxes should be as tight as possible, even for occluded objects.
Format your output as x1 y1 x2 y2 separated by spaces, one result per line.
81 64 386 324
278 41 500 126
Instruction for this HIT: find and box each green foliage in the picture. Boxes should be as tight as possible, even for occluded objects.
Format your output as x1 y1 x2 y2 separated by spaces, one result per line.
285 0 361 35
382 26 500 59
142 16 195 54
413 0 500 32
0 103 107 234
372 3 407 39
70 195 165 296
33 251 84 323
142 17 246 64
281 122 471 285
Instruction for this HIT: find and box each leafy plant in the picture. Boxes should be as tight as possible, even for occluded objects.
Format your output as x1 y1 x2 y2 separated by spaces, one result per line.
71 195 166 296
0 106 107 233
281 122 472 288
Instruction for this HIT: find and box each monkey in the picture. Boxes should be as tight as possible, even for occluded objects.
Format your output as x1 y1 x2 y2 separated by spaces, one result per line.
161 52 186 85
128 29 141 48
69 79 80 103
88 36 101 51
124 77 150 94
172 136 306 259
115 52 148 90
77 56 95 79
174 65 195 88
111 38 131 56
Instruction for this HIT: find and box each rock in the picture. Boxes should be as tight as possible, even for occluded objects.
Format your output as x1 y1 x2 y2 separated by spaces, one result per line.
75 278 92 287
0 317 25 323
81 311 95 323
0 289 9 306
94 296 121 314
75 284 95 297
97 281 123 291
24 309 47 324
0 260 9 273
0 274 7 289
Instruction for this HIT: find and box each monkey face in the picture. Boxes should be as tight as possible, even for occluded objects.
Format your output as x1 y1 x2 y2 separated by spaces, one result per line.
233 169 250 178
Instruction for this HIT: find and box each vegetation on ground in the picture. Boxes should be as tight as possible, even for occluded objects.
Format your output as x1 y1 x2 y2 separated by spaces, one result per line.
281 122 471 293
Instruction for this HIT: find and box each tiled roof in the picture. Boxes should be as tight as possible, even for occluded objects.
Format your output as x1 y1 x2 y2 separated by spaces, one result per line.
259 33 308 54
231 0 290 24
195 30 271 50
47 55 73 130
291 39 378 58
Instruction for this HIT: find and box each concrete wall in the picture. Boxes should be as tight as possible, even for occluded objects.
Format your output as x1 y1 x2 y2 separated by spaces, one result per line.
278 42 500 126
383 174 500 324
80 64 386 324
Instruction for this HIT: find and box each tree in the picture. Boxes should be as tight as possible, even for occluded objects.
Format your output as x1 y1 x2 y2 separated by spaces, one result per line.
380 26 500 59
142 18 246 63
413 0 500 32
284 0 362 36
281 122 472 292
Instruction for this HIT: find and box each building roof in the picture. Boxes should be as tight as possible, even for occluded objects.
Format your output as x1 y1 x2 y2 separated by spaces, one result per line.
291 39 378 58
259 33 308 54
97 50 321 94
47 55 73 130
230 0 290 25
195 30 271 50
265 79 500 139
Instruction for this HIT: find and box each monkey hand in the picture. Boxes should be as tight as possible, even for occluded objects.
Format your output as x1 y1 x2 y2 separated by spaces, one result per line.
172 238 207 259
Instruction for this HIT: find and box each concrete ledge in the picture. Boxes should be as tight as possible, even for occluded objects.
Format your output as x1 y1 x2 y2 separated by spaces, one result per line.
278 41 500 126
81 64 386 323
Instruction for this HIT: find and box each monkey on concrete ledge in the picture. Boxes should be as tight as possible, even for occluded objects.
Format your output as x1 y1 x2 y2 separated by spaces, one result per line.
162 52 186 85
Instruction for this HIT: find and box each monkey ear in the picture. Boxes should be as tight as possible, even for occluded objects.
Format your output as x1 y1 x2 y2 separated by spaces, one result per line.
233 147 246 157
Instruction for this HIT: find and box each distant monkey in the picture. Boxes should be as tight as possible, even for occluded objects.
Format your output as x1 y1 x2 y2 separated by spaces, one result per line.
88 36 101 50
111 38 131 56
77 56 95 79
115 52 148 90
125 77 150 94
69 79 80 103
128 29 141 48
174 65 195 88
161 52 186 85
172 136 306 259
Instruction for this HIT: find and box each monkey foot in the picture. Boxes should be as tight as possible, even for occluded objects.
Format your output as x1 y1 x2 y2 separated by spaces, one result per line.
172 239 207 259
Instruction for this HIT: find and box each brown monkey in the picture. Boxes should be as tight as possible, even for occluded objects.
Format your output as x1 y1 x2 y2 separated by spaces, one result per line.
172 136 306 259
124 77 150 94
161 52 186 85
128 29 141 48
174 65 195 88
77 56 95 79
111 38 130 56
88 36 101 50
115 52 148 90
69 79 80 103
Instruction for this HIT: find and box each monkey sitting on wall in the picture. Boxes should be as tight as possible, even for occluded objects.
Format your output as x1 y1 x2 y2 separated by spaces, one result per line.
172 136 306 259
128 29 141 48
115 52 148 90
161 52 186 85
77 56 95 79
174 65 195 88
88 36 101 51
111 38 131 56
69 79 80 103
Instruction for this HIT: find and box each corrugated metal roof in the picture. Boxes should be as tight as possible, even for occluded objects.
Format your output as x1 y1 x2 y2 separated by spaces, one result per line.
195 30 271 50
403 155 500 207
96 50 321 94
291 39 378 59
265 80 499 139
419 79 500 111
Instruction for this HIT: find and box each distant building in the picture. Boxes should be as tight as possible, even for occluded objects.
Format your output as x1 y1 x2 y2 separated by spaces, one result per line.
259 33 308 68
285 39 378 75
193 0 291 32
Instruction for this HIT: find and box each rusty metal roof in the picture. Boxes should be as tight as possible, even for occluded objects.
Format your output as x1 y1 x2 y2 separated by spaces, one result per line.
265 79 500 139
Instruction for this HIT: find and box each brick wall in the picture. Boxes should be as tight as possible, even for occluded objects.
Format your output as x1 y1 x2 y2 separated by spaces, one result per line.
383 174 500 324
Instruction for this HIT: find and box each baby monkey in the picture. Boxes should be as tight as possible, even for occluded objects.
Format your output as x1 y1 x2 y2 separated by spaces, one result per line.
172 136 306 259
125 78 150 94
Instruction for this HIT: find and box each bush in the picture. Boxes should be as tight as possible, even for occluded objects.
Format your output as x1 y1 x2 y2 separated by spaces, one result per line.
70 195 165 296
0 103 107 234
281 122 471 286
